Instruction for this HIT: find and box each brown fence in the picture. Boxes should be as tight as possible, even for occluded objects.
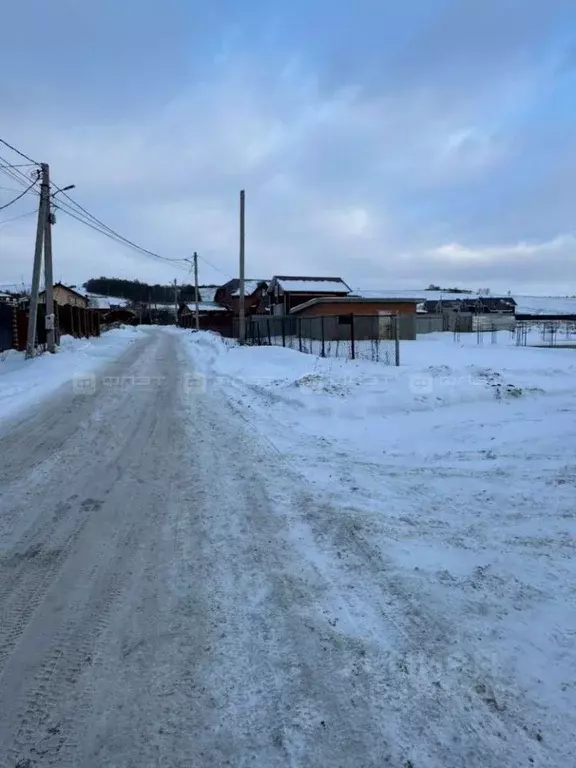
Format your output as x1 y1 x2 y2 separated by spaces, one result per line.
0 303 15 352
5 303 101 353
57 304 101 339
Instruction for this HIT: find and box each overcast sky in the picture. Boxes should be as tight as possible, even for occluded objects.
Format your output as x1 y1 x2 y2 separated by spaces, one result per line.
1 0 575 294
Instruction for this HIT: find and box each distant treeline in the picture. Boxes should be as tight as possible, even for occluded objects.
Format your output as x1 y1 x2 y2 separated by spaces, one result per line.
83 277 214 303
425 284 474 293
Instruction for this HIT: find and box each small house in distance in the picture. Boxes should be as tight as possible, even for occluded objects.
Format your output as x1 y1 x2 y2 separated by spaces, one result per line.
289 296 420 340
38 282 89 308
268 276 352 314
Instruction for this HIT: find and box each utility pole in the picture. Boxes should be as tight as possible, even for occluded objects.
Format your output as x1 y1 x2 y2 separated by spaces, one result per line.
173 278 178 325
193 251 200 330
43 165 56 353
238 189 246 342
26 164 49 359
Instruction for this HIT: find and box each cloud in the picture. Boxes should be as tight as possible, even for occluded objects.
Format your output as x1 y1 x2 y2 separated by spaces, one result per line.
1 1 575 294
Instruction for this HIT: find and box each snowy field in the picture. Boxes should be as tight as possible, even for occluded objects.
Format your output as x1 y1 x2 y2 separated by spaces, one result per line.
356 288 576 315
182 329 576 763
0 327 142 426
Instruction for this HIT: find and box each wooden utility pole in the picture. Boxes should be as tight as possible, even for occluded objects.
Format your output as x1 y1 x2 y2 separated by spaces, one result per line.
43 165 56 352
238 189 246 342
193 251 200 330
26 163 49 358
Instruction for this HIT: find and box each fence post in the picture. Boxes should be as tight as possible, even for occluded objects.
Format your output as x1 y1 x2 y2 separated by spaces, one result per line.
395 313 400 366
321 316 325 357
281 317 286 347
298 317 302 352
350 314 355 359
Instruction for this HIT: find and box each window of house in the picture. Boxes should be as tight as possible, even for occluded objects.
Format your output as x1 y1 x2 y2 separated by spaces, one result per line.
338 315 353 325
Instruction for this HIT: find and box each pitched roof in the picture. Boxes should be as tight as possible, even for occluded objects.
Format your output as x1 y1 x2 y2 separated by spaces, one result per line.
271 276 352 293
39 282 87 301
199 285 218 303
217 278 267 297
183 302 230 313
231 280 267 297
87 294 131 309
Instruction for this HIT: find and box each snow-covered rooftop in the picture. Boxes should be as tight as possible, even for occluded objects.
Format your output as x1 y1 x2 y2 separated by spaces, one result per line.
87 294 131 310
200 285 218 303
185 302 228 313
275 277 351 294
231 280 265 297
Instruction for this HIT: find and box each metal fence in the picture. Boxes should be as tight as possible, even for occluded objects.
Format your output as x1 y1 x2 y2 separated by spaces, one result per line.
238 314 400 365
515 320 576 347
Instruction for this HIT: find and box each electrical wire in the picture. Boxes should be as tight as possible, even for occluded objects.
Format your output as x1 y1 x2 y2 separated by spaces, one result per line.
196 252 232 280
0 137 39 166
0 178 38 211
54 200 187 265
0 154 37 190
52 188 187 264
0 136 229 276
55 203 190 271
57 192 183 262
0 163 38 168
0 208 36 226
0 185 27 193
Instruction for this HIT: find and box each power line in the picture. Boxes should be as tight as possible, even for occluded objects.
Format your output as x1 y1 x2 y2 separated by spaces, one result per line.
55 199 187 264
196 252 232 279
0 154 37 190
0 163 38 168
0 208 37 226
0 137 39 166
0 135 231 276
52 187 187 264
0 177 38 211
55 203 189 270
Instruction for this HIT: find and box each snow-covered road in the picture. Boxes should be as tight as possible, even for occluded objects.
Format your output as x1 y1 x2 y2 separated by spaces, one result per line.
0 328 572 767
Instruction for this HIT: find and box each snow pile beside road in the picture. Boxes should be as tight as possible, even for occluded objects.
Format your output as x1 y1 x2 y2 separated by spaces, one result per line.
183 329 576 412
0 326 142 424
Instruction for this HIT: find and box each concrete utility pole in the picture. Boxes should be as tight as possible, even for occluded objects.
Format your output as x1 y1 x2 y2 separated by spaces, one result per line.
193 251 200 330
43 207 55 352
173 279 178 324
238 189 246 342
46 182 75 353
26 164 49 359
43 167 56 352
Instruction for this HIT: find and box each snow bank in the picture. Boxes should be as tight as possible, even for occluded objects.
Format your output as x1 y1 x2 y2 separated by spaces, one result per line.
182 329 576 414
181 327 576 747
0 326 142 424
